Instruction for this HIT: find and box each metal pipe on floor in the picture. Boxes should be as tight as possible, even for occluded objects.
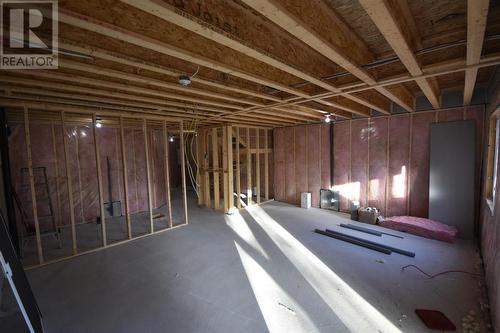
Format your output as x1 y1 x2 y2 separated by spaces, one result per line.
340 223 382 236
314 229 392 255
325 229 415 257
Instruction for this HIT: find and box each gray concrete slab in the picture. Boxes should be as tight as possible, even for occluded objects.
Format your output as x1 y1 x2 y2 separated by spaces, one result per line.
9 198 486 332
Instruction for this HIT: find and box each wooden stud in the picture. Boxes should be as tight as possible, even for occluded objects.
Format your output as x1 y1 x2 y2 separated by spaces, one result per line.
256 129 261 204
131 130 139 211
119 116 132 239
367 118 371 207
163 121 173 228
143 119 154 233
203 130 211 207
24 108 44 264
265 129 270 201
61 111 77 255
196 129 204 206
50 123 62 227
222 126 229 213
236 128 242 209
227 125 234 211
75 126 84 223
212 128 220 210
385 117 391 216
151 131 157 209
179 121 189 224
114 129 122 207
464 0 489 105
92 114 107 247
246 128 252 206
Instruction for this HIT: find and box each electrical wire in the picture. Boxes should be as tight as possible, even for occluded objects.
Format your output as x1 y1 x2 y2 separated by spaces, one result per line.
401 264 481 279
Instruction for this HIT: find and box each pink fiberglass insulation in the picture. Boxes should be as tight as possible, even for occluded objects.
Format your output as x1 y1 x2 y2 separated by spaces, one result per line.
320 124 331 191
333 121 350 211
307 124 321 207
277 128 286 202
368 117 388 216
387 115 411 217
409 112 435 217
351 119 369 207
284 127 296 205
380 216 458 243
8 120 181 235
294 126 307 205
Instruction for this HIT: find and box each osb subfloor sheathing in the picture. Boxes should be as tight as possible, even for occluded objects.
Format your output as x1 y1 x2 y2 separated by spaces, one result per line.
8 196 489 333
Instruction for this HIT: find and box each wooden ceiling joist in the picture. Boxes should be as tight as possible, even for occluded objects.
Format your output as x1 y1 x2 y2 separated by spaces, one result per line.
57 9 311 98
358 0 441 109
58 59 262 107
119 0 396 116
463 0 489 105
59 41 283 103
240 0 413 113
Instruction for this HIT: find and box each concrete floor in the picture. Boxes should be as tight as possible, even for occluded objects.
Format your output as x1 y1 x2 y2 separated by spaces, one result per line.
3 196 488 332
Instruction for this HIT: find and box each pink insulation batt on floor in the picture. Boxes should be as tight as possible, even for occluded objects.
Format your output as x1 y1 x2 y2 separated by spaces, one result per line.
379 216 458 243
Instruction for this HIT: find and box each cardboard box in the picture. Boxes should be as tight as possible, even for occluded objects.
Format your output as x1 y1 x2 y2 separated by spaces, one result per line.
358 207 379 224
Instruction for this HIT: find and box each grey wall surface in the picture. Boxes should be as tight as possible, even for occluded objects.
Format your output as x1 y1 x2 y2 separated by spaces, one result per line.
429 120 475 239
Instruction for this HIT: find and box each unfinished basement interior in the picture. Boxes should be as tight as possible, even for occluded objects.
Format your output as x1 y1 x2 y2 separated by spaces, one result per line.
1 0 500 332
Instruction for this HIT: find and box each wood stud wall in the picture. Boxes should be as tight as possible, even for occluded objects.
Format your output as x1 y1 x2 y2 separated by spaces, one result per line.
16 109 189 269
198 125 273 213
274 106 484 217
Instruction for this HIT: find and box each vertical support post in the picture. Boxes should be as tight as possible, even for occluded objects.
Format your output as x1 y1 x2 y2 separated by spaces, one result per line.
236 128 241 209
222 126 229 213
119 116 131 239
179 121 189 224
246 128 252 206
75 129 84 223
212 128 220 210
163 121 173 228
196 129 204 206
227 125 234 211
92 114 106 247
143 119 154 233
265 129 269 201
203 129 210 207
50 123 62 226
256 129 261 204
24 107 43 264
151 130 157 209
61 111 77 255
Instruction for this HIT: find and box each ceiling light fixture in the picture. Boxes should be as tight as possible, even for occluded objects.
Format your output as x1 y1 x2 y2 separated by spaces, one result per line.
178 66 200 87
324 114 332 123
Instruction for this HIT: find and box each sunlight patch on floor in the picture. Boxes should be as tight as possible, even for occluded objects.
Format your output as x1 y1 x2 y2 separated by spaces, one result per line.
245 205 402 333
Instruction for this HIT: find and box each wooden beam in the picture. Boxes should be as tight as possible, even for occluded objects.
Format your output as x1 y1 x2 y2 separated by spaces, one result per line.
50 123 62 228
16 67 243 111
59 59 260 107
61 111 77 255
227 125 234 211
256 129 261 204
203 130 211 207
222 127 229 213
119 116 132 239
196 129 204 206
464 0 489 105
58 9 311 98
59 41 283 103
179 121 189 224
246 128 252 206
265 129 269 201
24 108 43 264
241 0 413 112
92 114 107 246
236 128 241 209
359 0 441 109
143 119 154 233
163 121 173 227
212 128 220 209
